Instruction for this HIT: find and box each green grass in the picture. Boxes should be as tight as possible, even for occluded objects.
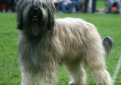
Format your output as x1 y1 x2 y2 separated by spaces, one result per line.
0 13 121 85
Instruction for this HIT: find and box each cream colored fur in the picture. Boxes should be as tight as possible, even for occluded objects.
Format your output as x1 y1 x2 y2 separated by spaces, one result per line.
19 18 112 85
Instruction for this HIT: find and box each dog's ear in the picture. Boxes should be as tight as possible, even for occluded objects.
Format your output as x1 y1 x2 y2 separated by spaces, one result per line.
47 10 55 30
17 12 23 30
16 0 24 30
17 19 23 30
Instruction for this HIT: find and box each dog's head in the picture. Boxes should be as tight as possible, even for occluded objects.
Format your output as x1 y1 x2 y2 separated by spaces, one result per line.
16 0 55 37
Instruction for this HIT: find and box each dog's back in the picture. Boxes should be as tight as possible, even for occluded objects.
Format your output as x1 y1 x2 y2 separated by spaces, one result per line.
55 18 113 55
52 18 104 60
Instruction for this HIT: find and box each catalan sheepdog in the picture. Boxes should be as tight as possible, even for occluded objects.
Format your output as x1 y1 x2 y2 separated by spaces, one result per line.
16 0 112 85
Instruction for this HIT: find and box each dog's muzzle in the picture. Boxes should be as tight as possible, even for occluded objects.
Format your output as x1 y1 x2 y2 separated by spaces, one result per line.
29 6 42 21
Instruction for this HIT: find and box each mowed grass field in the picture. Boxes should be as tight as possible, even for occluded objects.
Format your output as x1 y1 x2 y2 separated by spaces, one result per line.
0 12 121 85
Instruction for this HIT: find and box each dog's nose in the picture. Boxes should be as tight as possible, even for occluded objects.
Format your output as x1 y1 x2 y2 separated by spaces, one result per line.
31 6 40 13
29 6 42 20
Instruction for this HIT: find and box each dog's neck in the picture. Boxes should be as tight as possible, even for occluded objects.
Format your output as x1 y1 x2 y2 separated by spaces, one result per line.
22 28 52 43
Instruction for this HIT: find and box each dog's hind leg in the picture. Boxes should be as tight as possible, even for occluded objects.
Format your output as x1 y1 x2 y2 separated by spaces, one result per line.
84 45 112 85
86 56 112 85
65 60 86 85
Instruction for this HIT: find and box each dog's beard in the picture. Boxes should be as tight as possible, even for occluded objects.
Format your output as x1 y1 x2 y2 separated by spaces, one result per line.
30 21 41 36
24 20 47 38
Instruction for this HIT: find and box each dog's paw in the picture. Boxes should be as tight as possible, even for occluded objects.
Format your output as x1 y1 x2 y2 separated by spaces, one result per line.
69 79 74 85
69 81 85 85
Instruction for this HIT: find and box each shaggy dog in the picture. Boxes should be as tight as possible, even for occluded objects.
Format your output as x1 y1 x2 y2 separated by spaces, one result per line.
16 0 112 85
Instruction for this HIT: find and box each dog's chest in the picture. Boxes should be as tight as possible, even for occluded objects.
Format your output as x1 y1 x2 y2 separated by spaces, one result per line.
19 39 51 70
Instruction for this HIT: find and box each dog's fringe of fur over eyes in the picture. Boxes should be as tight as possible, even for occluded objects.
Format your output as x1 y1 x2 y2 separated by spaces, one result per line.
16 0 113 85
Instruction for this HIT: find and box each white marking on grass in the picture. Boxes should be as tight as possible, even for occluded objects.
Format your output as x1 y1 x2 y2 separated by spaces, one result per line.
112 55 121 85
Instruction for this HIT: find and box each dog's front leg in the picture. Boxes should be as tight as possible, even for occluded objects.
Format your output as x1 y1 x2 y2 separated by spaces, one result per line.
40 61 58 85
21 70 36 85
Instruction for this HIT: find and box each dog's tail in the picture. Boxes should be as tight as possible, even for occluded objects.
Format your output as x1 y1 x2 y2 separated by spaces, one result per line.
103 36 113 54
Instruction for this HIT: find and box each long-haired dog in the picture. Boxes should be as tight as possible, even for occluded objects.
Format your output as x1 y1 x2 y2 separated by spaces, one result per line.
16 0 112 85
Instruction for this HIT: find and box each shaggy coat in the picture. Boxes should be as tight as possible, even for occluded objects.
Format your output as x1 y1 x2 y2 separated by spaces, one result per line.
18 18 112 85
17 0 112 85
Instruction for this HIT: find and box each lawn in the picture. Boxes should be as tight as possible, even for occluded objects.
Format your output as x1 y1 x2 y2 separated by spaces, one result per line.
0 12 121 85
